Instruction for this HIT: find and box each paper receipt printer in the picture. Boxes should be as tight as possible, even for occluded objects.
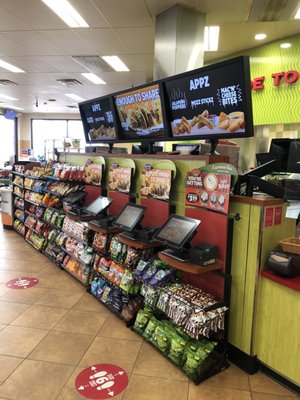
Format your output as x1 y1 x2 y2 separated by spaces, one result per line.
268 250 300 278
189 243 217 265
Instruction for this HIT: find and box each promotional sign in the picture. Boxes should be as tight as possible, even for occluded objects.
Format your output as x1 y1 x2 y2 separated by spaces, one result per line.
79 97 117 142
164 58 250 139
6 277 39 289
185 169 231 213
264 207 274 228
114 84 165 140
75 364 128 399
84 163 103 185
108 166 132 193
141 168 172 201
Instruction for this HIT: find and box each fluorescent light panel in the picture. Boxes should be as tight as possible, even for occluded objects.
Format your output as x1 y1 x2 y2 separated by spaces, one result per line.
41 0 89 27
65 93 85 101
0 60 25 73
280 43 291 48
2 104 23 110
255 33 267 40
101 56 129 71
0 94 18 100
204 26 220 51
81 73 106 84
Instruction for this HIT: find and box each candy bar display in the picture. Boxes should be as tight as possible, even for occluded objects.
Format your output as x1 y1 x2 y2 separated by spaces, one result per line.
14 209 24 221
62 216 89 242
14 196 24 209
13 219 25 236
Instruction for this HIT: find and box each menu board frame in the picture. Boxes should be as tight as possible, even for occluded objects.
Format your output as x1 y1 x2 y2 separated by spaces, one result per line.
79 95 121 144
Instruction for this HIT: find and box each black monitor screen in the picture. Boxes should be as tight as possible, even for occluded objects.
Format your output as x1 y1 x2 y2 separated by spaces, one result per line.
153 214 200 250
114 203 145 231
287 140 300 173
268 139 292 172
163 56 253 141
114 83 167 142
83 196 113 215
79 96 117 143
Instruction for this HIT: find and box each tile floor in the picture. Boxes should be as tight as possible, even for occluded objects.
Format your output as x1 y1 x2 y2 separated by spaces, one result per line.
0 226 298 400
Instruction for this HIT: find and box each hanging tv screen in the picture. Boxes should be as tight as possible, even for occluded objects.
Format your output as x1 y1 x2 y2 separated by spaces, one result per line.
113 83 167 142
79 96 118 143
163 56 253 141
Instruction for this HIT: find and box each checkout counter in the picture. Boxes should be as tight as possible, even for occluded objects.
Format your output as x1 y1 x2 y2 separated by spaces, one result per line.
228 195 299 389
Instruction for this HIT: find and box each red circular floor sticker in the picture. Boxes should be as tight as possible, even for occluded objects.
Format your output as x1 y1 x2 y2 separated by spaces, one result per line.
75 364 128 399
6 277 39 289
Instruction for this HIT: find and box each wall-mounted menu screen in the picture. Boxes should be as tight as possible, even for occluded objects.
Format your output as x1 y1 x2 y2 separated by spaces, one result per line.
163 56 253 140
114 83 167 141
79 96 117 143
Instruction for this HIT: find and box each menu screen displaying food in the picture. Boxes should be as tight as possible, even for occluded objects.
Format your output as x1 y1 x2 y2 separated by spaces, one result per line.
164 57 253 139
114 84 166 141
79 97 117 142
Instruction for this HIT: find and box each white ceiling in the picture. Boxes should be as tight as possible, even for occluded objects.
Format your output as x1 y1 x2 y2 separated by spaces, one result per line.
0 0 299 114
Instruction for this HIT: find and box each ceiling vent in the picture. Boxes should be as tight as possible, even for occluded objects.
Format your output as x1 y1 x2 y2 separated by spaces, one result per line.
72 56 114 73
0 79 18 85
247 0 299 21
56 78 83 87
67 105 78 108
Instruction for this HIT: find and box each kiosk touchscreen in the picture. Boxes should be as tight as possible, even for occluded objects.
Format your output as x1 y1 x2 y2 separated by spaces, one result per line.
153 214 200 262
113 203 146 240
70 196 113 217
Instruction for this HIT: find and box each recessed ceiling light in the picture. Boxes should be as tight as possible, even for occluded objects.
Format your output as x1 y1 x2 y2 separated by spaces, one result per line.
65 93 85 101
280 43 291 49
204 26 220 51
0 60 25 73
294 6 300 18
101 56 130 72
0 94 18 101
2 104 24 111
41 0 89 28
81 73 106 84
255 33 267 40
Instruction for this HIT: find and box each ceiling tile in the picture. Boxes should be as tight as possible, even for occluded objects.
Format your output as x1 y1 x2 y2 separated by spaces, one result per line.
114 27 155 53
120 54 154 72
37 30 95 56
70 0 110 28
0 5 30 30
77 29 127 54
92 0 154 27
41 56 86 73
7 56 60 73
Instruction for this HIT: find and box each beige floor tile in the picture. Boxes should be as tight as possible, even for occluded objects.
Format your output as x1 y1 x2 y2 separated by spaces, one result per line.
0 325 6 332
0 270 38 284
0 249 40 261
123 374 189 400
0 287 49 304
34 270 72 288
54 309 108 335
133 342 188 382
11 304 68 329
0 284 9 296
0 258 50 272
55 275 87 292
188 385 252 400
249 373 297 396
56 366 125 400
80 337 142 373
0 326 48 357
98 314 143 341
0 301 30 324
73 293 111 314
36 288 84 308
252 393 298 400
0 359 74 400
28 330 94 365
200 363 250 391
0 355 23 381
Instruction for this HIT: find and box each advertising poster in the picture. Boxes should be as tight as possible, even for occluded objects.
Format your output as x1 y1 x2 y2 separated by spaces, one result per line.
141 168 172 201
185 169 231 213
84 163 103 185
164 61 246 138
108 166 132 193
79 97 116 142
114 84 165 140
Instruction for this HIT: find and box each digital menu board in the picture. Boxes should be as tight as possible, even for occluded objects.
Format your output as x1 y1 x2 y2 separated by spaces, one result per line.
114 83 167 141
79 96 117 143
163 56 253 140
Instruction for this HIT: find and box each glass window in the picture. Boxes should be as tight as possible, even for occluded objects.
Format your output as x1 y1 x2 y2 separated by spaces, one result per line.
0 115 16 167
32 119 86 160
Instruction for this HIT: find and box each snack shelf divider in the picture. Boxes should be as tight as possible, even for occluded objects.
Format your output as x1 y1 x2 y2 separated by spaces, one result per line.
13 192 24 199
61 246 94 266
12 182 24 189
12 171 24 177
117 234 163 250
61 264 90 287
14 214 24 223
